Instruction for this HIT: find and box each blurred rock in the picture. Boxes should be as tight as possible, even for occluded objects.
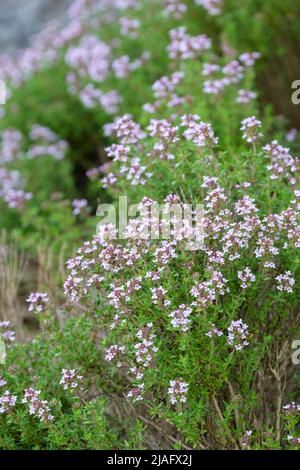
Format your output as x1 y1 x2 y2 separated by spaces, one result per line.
0 0 72 53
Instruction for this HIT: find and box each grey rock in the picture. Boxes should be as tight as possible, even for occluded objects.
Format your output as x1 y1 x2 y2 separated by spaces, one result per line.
0 0 72 53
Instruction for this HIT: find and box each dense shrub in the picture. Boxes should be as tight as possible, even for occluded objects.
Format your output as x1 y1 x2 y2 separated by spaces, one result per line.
0 0 299 450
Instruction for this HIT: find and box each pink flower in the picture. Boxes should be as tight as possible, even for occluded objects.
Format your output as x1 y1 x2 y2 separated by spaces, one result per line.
275 271 295 293
105 345 126 367
227 319 249 351
0 391 17 414
22 388 53 423
169 304 193 332
238 267 256 289
0 321 16 342
240 116 262 143
195 0 222 16
168 379 189 405
282 402 300 414
26 292 49 314
286 128 298 143
119 17 140 38
206 323 223 338
60 369 83 391
236 89 257 104
167 27 211 61
72 198 88 216
162 0 187 19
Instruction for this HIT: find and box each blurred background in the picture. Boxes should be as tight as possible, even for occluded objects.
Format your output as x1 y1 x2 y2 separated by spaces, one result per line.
0 0 71 53
0 0 299 127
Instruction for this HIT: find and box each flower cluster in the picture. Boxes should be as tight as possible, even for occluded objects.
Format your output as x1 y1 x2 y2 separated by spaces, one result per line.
167 27 211 61
112 52 150 79
241 430 252 448
162 0 187 19
78 84 122 113
191 271 229 309
28 124 68 160
65 35 111 84
195 0 222 16
105 345 126 366
103 110 222 189
0 391 17 414
65 33 124 113
282 402 300 414
0 129 22 163
202 52 259 96
0 124 67 210
287 435 300 446
238 267 256 289
105 114 146 145
0 131 32 209
151 286 170 307
22 388 54 423
240 116 262 144
275 271 295 293
168 379 189 405
236 89 257 104
134 323 158 368
286 128 298 143
239 52 261 67
0 321 16 342
263 140 298 185
72 198 88 216
227 319 249 351
0 377 7 388
182 116 218 148
144 71 186 114
60 369 83 391
206 323 223 338
26 292 49 314
119 17 140 39
169 304 193 332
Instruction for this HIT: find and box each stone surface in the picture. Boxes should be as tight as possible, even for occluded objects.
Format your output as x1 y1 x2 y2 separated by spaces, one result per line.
0 0 72 53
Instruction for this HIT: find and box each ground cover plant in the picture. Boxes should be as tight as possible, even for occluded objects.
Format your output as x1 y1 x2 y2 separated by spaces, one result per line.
0 0 299 450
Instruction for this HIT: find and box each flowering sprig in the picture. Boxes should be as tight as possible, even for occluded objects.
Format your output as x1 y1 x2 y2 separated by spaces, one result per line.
167 27 211 61
227 319 249 351
276 271 295 293
72 198 88 216
0 391 17 414
22 388 54 423
238 267 256 289
206 323 223 338
169 304 193 332
195 0 222 16
168 379 189 405
60 369 83 392
240 116 262 144
26 292 49 314
282 402 300 415
0 321 16 342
